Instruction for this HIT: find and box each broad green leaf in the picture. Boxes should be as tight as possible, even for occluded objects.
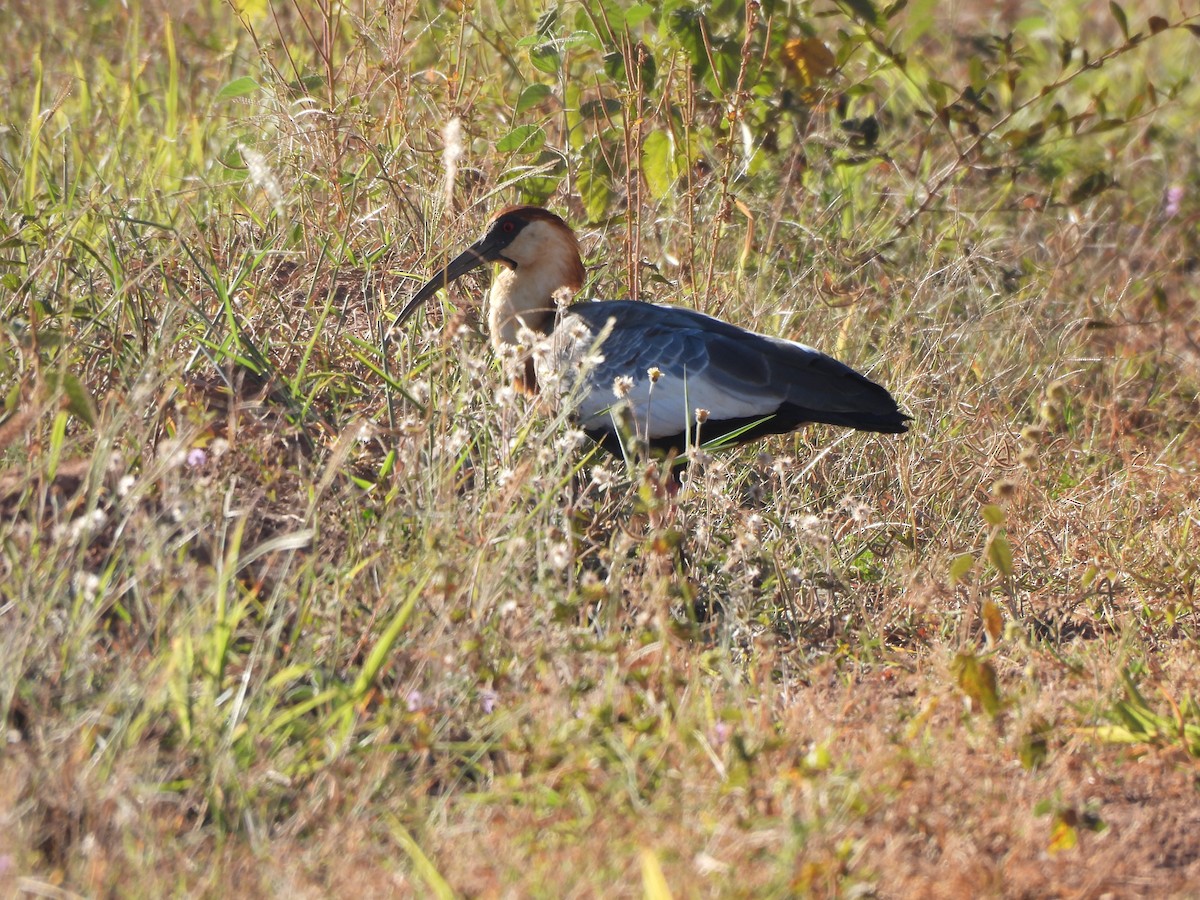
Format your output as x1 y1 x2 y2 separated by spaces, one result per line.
497 125 546 154
988 534 1014 577
948 553 975 584
516 83 552 114
901 0 937 45
981 503 1005 526
624 3 654 28
45 371 97 427
216 76 260 102
530 43 560 75
642 131 676 200
578 154 612 222
668 7 708 73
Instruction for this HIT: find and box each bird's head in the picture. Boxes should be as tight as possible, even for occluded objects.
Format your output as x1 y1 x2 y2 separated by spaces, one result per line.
391 206 584 331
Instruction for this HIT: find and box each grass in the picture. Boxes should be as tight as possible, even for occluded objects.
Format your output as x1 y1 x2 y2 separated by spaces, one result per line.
2 0 1200 895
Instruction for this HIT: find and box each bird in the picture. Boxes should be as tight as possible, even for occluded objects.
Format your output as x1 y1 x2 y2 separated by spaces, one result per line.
390 206 909 457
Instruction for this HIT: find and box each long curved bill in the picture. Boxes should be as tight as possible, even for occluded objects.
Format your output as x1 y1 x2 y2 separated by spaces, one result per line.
388 242 493 335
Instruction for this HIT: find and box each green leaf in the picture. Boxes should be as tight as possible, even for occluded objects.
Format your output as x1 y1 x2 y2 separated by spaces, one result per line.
44 371 96 427
496 125 547 154
516 83 552 114
948 553 975 584
603 50 626 83
1019 720 1050 770
668 7 708 73
987 534 1013 577
981 503 1006 526
535 7 558 36
216 76 260 102
1108 2 1129 40
641 131 676 200
530 43 560 75
839 0 881 26
1068 171 1116 204
578 152 612 222
624 3 654 28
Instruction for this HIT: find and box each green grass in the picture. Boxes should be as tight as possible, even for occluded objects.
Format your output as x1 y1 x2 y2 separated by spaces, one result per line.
3 0 1200 895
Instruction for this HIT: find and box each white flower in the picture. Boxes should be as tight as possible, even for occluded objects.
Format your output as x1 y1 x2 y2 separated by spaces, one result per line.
547 542 571 570
556 429 587 452
74 572 101 602
116 474 136 498
494 385 517 407
612 375 634 399
591 466 616 491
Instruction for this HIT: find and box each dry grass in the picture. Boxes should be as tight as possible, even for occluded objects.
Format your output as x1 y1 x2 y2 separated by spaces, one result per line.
2 0 1200 896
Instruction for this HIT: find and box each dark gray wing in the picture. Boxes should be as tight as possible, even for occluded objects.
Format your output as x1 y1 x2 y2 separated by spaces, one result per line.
561 300 908 446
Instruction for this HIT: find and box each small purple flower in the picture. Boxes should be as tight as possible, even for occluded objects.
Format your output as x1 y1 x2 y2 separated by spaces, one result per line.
712 722 732 746
1164 184 1184 218
405 689 425 712
479 689 498 714
186 447 208 467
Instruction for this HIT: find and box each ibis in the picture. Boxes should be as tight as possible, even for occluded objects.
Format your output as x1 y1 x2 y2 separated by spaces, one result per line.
391 206 909 456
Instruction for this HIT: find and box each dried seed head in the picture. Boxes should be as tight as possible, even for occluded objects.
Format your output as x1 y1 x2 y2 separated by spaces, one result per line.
1020 424 1045 442
991 478 1018 499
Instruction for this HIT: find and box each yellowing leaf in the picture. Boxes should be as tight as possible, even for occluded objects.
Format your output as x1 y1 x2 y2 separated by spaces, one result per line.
952 651 1002 718
641 849 674 900
782 38 835 86
1048 818 1077 854
982 599 1004 644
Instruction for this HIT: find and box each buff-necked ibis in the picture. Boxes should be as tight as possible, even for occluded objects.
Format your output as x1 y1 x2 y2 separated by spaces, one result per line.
391 206 909 455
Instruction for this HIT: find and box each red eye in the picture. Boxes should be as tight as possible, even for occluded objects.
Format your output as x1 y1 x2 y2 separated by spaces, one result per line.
501 221 515 233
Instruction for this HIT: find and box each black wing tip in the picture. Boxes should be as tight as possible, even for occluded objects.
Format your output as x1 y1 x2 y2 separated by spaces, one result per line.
783 404 911 435
849 408 912 434
871 411 912 434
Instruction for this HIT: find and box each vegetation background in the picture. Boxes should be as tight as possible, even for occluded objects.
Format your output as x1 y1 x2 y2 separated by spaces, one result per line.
2 0 1199 895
